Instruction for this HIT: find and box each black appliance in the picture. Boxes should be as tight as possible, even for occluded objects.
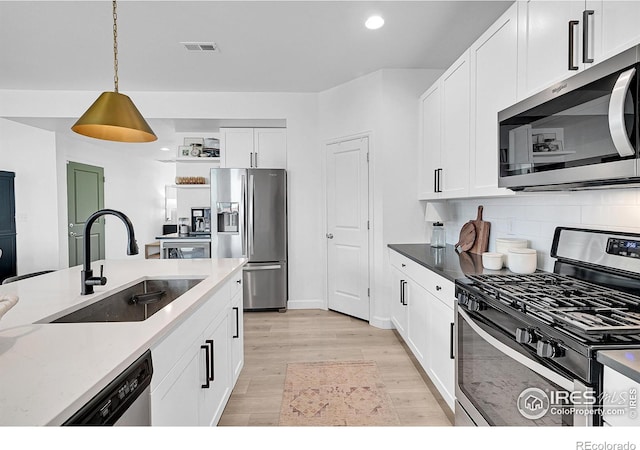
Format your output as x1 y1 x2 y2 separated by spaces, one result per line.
498 44 639 191
455 227 640 426
64 350 153 425
0 171 16 283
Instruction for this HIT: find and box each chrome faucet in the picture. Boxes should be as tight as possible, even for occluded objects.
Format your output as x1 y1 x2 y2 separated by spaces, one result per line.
81 209 139 295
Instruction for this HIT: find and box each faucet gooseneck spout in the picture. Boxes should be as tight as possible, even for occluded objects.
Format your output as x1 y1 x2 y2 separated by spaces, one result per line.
81 209 139 295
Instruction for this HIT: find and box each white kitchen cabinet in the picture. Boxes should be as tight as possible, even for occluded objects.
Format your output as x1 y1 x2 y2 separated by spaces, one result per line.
517 0 640 100
517 1 585 99
253 128 287 169
150 336 201 426
469 3 518 198
602 366 640 426
417 51 469 200
588 1 640 64
390 266 408 340
406 279 430 366
440 51 470 199
229 273 244 384
220 127 286 169
427 293 455 411
199 313 231 426
418 83 442 200
150 275 243 426
389 249 455 412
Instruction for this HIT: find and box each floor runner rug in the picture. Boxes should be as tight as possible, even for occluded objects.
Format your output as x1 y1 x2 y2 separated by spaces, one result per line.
279 360 400 426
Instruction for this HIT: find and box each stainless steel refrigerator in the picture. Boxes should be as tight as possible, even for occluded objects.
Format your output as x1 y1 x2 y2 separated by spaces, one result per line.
210 168 287 310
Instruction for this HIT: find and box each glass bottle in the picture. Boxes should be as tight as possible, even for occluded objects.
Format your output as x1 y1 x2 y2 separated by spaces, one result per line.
431 222 446 248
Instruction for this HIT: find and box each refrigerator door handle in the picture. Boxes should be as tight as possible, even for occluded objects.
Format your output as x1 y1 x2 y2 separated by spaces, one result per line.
244 264 282 271
248 174 255 257
241 174 247 256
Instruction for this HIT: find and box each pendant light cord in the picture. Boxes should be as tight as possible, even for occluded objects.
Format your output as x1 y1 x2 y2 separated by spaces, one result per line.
112 0 119 93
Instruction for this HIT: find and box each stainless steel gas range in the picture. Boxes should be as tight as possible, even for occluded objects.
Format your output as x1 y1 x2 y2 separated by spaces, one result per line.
455 227 640 426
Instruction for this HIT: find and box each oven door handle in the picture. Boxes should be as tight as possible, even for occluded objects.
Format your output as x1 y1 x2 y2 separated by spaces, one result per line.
458 309 574 392
608 67 636 158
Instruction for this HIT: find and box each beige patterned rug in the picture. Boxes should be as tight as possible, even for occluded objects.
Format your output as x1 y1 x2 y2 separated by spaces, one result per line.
279 360 400 426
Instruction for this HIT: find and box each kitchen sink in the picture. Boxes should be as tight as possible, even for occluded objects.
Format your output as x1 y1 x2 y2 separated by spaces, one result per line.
48 278 204 323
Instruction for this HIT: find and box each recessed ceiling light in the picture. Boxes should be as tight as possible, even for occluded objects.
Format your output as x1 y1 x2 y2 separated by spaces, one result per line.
365 15 384 30
160 147 171 152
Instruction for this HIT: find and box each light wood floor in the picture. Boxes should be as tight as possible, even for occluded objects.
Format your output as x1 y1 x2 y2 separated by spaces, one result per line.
218 309 454 426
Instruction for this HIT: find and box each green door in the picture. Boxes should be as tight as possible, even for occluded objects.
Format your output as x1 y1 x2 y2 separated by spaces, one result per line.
67 162 105 267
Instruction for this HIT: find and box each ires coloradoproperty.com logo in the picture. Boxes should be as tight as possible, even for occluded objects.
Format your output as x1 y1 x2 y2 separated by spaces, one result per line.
516 387 638 420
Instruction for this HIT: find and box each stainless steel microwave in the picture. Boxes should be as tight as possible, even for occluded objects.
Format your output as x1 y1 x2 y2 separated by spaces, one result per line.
498 45 639 191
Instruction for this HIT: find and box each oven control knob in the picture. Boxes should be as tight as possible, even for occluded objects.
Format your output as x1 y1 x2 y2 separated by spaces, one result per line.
536 340 564 358
515 327 538 344
468 297 485 312
457 292 468 306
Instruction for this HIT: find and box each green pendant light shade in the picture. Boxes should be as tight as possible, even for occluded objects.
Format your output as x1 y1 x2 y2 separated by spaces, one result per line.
72 91 156 143
71 1 156 143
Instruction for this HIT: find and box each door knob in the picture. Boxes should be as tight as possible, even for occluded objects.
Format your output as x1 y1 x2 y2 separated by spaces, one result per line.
326 233 334 239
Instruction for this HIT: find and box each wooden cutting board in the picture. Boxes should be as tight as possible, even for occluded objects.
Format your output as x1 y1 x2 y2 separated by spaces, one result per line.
455 221 476 253
468 205 490 255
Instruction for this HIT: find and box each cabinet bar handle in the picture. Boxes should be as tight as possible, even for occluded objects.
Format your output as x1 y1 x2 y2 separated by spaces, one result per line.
582 10 594 63
255 152 258 168
233 307 240 338
201 344 210 388
206 339 215 382
568 20 580 70
250 152 254 167
433 168 438 193
449 323 455 360
401 280 408 306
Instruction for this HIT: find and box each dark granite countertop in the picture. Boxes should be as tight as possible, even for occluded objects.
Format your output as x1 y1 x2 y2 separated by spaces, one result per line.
388 243 510 282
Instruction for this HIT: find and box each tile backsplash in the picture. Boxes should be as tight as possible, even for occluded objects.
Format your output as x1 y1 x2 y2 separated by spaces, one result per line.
440 188 640 272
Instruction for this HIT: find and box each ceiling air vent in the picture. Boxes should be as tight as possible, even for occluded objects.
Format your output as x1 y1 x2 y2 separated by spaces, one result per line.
182 42 219 52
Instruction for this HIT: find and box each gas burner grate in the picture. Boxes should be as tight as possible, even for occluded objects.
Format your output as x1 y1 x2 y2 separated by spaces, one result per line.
466 273 640 335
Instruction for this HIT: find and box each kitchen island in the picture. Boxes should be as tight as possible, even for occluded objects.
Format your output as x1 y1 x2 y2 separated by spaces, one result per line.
0 257 246 426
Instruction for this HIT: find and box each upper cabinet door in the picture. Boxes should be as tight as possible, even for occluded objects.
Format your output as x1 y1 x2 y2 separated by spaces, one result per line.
588 0 640 64
220 128 254 168
469 3 517 198
418 83 442 200
440 51 470 199
517 0 585 99
253 128 287 169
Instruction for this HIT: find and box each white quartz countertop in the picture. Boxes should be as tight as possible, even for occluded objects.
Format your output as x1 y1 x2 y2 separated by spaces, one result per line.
0 257 246 426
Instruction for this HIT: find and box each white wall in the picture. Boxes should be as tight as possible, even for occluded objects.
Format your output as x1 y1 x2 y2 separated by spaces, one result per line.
0 118 60 274
442 188 640 272
318 68 441 328
0 89 323 307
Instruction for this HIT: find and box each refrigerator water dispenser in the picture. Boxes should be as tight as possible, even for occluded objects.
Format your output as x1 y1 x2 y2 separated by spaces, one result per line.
216 202 239 233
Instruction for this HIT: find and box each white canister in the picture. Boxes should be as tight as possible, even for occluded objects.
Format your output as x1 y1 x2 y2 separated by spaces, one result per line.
482 252 504 271
507 248 537 274
495 238 528 268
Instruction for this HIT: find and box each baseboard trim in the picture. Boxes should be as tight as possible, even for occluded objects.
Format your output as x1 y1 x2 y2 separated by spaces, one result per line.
287 299 326 310
369 315 393 330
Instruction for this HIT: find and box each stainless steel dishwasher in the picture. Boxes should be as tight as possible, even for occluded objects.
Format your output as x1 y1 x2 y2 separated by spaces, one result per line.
63 350 153 426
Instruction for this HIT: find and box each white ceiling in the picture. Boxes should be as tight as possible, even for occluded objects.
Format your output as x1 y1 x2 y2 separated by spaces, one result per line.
0 0 512 156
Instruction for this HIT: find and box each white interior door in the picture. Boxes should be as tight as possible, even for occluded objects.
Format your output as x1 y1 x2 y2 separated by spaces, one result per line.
326 137 369 321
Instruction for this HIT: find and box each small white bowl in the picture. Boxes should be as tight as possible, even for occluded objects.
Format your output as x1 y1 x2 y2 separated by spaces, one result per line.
495 238 528 268
507 248 537 274
482 252 504 271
